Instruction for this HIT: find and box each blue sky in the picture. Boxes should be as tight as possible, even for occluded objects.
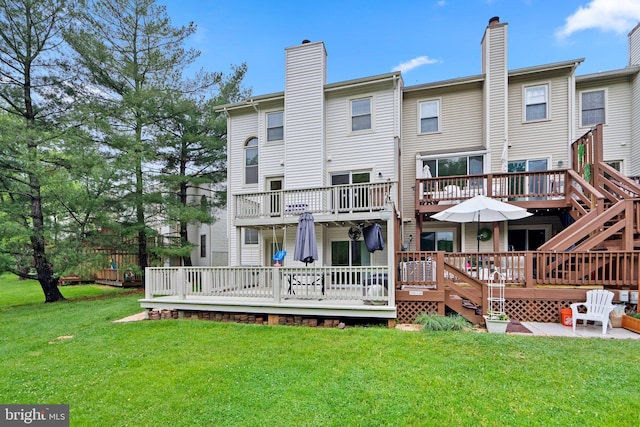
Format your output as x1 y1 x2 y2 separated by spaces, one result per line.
163 0 640 95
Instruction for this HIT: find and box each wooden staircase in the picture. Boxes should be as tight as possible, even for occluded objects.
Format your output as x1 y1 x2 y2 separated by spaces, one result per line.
441 261 485 324
540 125 640 253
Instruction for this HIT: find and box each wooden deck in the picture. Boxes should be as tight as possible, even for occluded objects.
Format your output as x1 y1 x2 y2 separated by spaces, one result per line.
394 251 639 324
140 266 396 320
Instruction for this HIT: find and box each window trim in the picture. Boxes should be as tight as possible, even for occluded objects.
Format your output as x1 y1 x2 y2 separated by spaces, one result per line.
244 228 259 245
417 98 441 134
349 96 374 134
330 239 371 267
507 224 551 250
265 110 284 142
418 151 486 177
522 83 550 123
579 88 607 128
419 229 456 252
200 234 207 258
244 137 258 186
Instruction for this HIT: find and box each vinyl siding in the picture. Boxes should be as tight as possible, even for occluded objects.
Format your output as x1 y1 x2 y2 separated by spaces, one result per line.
485 23 508 172
507 72 571 169
400 84 484 225
325 82 398 184
632 73 640 174
576 77 632 172
284 42 326 190
629 24 640 66
227 110 258 265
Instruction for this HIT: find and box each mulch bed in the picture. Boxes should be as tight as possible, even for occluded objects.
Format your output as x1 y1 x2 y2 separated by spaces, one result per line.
506 319 532 334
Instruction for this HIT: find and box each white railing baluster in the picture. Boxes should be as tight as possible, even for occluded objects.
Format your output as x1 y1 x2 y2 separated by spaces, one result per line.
144 265 390 305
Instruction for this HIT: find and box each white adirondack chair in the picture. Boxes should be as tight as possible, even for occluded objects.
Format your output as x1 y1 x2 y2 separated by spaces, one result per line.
570 290 615 335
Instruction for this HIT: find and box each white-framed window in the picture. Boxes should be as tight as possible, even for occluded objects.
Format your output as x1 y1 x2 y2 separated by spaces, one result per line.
580 89 606 127
508 225 550 251
331 171 370 211
508 159 549 199
350 97 372 132
244 137 258 185
200 234 207 258
331 240 371 266
419 99 440 133
606 160 622 171
420 230 455 252
244 229 259 245
422 155 483 177
266 111 284 142
524 84 549 122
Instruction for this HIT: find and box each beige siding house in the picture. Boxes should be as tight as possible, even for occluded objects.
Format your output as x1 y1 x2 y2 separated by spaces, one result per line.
143 17 640 327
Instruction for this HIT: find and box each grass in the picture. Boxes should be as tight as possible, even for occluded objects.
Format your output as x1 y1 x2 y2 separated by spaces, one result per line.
1 275 639 426
0 273 133 310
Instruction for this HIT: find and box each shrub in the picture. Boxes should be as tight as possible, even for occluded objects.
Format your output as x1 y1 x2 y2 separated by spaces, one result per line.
415 313 471 331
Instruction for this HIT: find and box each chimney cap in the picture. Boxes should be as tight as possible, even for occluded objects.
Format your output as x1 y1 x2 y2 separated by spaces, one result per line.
301 39 311 44
489 16 500 26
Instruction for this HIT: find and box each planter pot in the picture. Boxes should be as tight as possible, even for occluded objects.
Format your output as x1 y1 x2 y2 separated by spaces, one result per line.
484 316 509 334
621 315 640 334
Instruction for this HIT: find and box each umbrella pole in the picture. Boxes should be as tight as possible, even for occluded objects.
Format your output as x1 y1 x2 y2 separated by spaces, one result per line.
477 212 481 252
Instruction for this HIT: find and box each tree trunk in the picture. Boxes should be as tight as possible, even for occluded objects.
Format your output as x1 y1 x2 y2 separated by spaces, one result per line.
179 175 192 266
180 221 192 266
30 176 64 302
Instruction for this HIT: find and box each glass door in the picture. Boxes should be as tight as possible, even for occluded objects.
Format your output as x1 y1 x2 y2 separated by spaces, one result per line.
267 177 283 216
331 171 370 212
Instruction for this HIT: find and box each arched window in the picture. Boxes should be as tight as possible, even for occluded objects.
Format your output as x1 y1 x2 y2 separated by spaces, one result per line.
245 137 258 184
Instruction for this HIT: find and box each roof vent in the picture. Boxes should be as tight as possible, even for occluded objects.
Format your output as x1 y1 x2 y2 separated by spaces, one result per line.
301 39 311 44
488 16 500 27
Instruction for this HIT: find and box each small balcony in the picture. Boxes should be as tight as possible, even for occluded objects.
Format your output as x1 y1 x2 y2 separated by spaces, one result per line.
416 170 569 213
234 182 396 226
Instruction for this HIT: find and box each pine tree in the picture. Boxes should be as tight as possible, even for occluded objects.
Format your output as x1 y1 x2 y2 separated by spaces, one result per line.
155 66 249 265
66 0 215 273
0 0 75 301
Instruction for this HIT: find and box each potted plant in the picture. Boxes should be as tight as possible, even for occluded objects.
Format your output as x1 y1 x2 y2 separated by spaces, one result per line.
622 312 640 334
484 310 510 334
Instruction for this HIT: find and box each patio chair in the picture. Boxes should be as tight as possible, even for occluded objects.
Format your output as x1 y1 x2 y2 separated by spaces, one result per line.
570 290 615 335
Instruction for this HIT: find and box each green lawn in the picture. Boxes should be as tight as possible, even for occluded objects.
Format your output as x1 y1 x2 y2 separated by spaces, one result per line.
1 276 639 426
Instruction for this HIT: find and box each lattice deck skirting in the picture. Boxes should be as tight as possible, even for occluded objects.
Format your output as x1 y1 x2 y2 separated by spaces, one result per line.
396 301 440 324
505 299 579 323
397 299 582 324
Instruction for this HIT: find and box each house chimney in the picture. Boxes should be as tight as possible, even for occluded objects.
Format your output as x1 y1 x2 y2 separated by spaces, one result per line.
284 40 327 188
481 17 508 172
628 23 640 65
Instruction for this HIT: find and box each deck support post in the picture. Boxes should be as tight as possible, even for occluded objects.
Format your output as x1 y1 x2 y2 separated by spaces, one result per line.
525 253 535 288
273 268 282 303
268 314 279 325
177 267 185 300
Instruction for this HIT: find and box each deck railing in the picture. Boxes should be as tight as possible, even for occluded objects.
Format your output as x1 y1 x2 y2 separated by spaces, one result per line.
396 251 640 288
235 182 395 219
416 170 566 207
145 265 391 305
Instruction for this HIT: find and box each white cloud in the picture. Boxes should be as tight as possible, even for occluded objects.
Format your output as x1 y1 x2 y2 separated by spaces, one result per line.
392 56 440 73
557 0 640 39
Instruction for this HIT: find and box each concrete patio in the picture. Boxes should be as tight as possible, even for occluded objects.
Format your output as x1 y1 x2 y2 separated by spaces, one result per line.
521 322 640 339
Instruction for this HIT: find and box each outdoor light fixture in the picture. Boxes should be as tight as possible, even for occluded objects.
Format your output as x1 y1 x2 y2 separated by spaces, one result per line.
380 201 393 221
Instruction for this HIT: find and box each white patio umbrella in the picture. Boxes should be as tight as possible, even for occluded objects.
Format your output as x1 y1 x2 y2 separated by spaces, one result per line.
431 195 532 251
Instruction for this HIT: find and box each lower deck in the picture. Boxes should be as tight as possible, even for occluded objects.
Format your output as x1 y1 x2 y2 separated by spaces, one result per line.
140 265 396 320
